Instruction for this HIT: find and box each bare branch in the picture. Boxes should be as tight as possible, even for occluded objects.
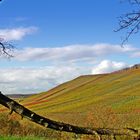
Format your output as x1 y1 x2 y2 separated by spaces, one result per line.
0 39 14 58
116 0 140 46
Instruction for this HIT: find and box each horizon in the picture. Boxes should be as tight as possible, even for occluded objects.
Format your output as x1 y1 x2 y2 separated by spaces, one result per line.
0 0 140 94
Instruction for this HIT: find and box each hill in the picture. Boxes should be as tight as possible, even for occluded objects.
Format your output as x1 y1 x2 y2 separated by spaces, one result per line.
22 65 140 111
1 65 140 128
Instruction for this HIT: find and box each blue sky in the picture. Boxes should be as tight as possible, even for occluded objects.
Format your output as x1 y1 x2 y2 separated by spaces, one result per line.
0 0 140 94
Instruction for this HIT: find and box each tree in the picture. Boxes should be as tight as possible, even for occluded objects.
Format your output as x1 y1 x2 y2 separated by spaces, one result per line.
115 0 140 45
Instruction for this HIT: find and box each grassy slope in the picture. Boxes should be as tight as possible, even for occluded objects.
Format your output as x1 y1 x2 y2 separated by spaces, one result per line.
22 68 140 113
0 136 47 140
1 67 140 128
15 67 140 127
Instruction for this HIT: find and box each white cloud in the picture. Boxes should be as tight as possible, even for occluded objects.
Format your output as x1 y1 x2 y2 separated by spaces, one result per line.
0 66 87 94
0 27 38 41
0 59 129 94
14 43 136 62
0 43 135 94
92 60 128 75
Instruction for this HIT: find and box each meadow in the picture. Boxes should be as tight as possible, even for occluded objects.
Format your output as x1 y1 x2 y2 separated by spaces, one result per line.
0 67 140 139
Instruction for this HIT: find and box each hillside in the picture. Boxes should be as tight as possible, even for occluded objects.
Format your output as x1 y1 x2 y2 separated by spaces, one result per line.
1 65 140 128
22 66 140 112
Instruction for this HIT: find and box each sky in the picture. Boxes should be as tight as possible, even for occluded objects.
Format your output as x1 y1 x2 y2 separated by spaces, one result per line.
0 0 140 94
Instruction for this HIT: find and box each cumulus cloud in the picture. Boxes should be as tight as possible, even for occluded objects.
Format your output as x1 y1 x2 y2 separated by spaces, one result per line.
92 60 128 75
0 66 86 94
14 43 136 62
0 27 38 41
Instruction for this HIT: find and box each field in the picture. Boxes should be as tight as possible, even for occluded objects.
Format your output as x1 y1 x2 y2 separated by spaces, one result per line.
0 136 47 140
0 67 140 139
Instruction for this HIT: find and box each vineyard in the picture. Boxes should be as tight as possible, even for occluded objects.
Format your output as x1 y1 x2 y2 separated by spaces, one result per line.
0 67 140 139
